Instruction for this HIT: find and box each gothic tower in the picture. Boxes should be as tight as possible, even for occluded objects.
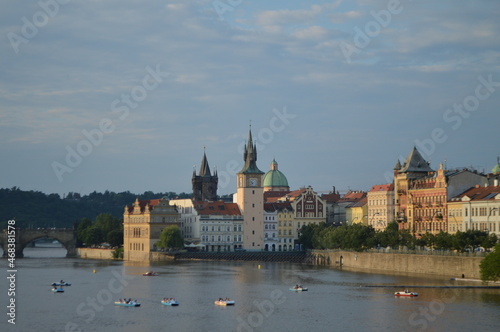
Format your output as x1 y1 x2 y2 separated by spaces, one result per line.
236 127 265 250
192 150 218 201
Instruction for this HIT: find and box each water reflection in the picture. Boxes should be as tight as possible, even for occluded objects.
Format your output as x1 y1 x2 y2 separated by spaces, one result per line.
12 248 500 332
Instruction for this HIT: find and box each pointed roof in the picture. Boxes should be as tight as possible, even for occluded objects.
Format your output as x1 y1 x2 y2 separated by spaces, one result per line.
199 151 211 177
394 159 401 170
399 147 434 173
239 127 264 174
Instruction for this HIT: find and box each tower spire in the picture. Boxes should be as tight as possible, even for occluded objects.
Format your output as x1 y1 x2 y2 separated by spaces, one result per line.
239 125 263 174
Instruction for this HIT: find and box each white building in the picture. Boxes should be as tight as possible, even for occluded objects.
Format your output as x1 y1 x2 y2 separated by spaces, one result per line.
263 206 278 251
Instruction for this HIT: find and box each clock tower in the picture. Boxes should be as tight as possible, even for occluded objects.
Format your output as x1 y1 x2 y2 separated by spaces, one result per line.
236 127 264 250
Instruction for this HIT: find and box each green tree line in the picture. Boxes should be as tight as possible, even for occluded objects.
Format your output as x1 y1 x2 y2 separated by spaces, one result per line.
0 187 191 230
77 213 123 248
299 222 498 252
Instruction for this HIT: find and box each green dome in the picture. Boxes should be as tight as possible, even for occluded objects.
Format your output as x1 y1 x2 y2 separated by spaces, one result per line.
263 169 289 187
492 163 500 174
263 159 289 188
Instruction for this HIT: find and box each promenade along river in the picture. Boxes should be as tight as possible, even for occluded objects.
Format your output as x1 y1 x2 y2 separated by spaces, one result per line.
2 247 499 332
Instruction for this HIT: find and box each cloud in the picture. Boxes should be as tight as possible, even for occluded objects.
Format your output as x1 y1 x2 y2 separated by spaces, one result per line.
256 5 323 27
292 26 328 40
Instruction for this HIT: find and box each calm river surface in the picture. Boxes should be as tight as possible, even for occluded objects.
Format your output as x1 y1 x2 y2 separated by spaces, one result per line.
2 247 499 332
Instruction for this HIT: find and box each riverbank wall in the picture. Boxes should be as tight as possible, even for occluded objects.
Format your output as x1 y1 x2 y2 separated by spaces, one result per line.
77 248 114 260
308 249 485 279
153 251 307 262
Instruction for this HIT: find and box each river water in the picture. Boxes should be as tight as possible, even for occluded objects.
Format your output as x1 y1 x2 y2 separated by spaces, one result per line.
2 247 499 332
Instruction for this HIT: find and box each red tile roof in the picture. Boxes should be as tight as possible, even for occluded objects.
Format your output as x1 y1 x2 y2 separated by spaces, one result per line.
453 185 500 201
193 201 242 216
321 193 341 203
369 184 394 192
264 191 290 203
340 191 366 202
264 202 293 212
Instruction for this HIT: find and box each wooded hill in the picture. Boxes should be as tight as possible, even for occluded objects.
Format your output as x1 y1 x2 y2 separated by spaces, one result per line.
0 187 193 230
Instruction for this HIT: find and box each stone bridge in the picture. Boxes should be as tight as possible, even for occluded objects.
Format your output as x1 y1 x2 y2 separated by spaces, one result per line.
1 228 77 258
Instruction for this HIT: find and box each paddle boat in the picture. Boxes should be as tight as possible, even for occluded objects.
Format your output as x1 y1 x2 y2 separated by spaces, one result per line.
51 287 64 293
214 298 235 306
114 299 141 307
394 290 418 297
51 281 71 286
161 298 179 306
142 271 159 276
289 285 308 291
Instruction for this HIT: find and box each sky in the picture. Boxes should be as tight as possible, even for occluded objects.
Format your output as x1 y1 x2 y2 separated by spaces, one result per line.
1 0 500 198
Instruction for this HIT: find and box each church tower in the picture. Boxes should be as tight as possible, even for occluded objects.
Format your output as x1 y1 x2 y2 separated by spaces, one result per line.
192 150 218 201
236 127 264 250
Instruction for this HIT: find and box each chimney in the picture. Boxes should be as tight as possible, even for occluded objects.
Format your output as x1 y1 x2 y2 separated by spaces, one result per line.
495 179 499 186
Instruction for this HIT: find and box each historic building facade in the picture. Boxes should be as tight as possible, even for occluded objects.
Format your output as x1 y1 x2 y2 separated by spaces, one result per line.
449 185 500 237
192 151 218 201
367 184 394 231
394 147 489 236
290 186 326 234
236 129 265 250
123 197 180 261
346 197 368 225
263 204 278 251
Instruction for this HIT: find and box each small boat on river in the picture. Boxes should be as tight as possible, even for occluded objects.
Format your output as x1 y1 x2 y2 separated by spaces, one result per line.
215 298 235 306
114 300 141 307
289 285 308 291
51 287 64 293
394 290 418 297
161 299 179 306
142 271 159 276
51 281 71 286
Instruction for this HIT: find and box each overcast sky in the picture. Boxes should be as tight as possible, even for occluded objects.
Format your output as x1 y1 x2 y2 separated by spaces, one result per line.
1 0 499 197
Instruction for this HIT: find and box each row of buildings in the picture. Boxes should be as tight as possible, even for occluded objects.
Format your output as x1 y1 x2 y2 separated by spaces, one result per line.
123 128 500 260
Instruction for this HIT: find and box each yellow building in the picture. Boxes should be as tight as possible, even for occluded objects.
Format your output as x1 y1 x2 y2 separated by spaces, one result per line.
447 199 464 234
123 197 180 261
346 197 368 225
367 184 394 231
277 203 294 251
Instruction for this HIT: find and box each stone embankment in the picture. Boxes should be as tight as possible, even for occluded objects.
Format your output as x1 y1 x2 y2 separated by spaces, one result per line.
308 249 485 279
77 248 114 260
156 251 307 263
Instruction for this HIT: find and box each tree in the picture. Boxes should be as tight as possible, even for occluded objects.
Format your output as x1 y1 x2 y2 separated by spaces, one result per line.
77 218 92 246
156 225 184 250
84 226 104 247
107 229 124 248
480 243 500 282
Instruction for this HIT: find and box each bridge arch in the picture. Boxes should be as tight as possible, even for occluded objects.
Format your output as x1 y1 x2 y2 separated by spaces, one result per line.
1 228 77 258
